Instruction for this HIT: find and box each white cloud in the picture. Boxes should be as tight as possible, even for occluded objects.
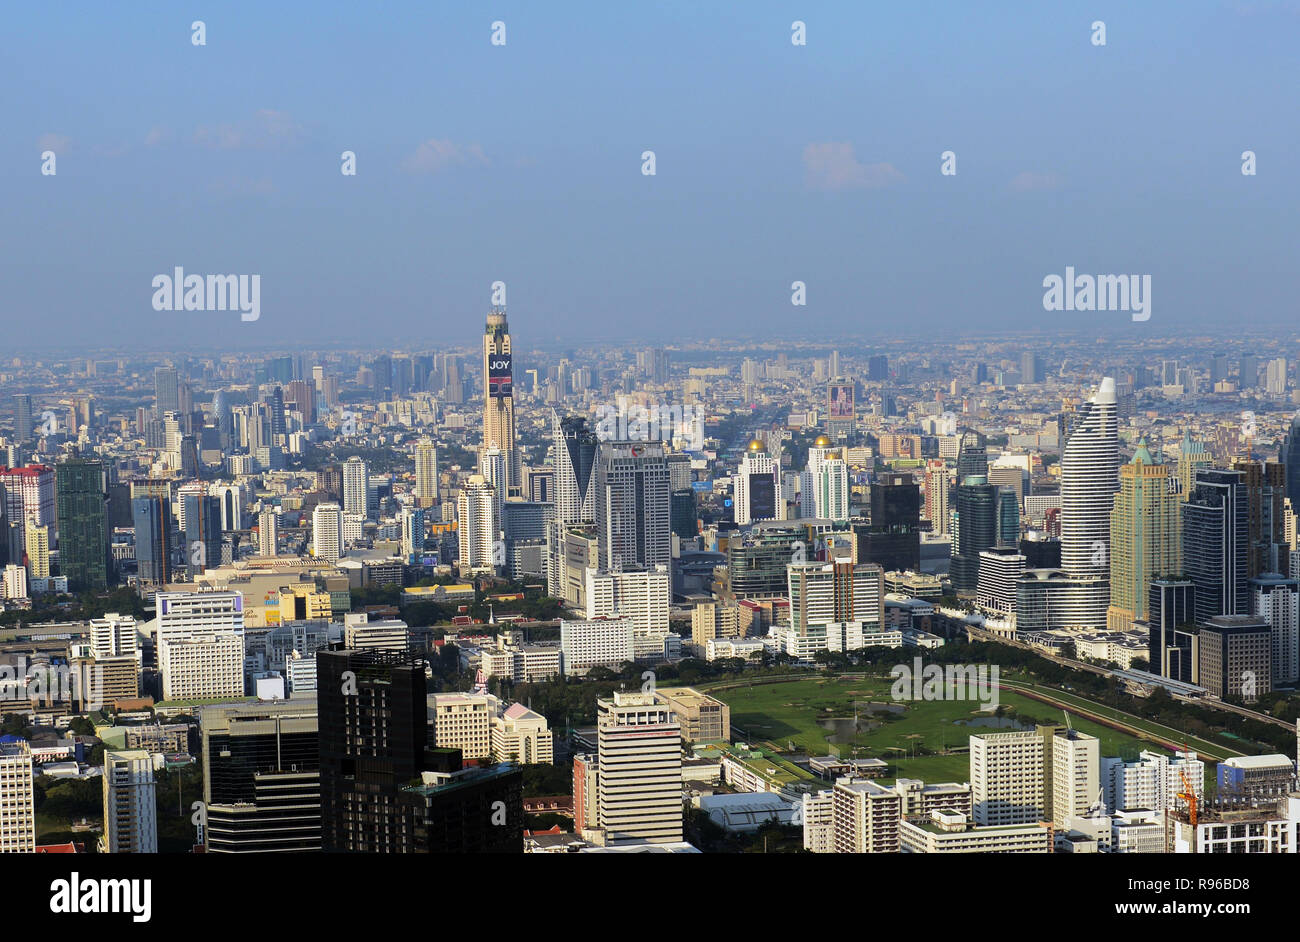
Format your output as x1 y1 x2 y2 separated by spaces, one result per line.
403 139 489 173
803 142 904 190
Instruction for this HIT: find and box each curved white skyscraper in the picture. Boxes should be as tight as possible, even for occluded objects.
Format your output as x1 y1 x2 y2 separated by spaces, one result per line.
1059 377 1118 625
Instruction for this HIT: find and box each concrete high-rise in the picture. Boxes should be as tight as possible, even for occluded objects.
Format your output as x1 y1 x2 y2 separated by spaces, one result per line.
483 309 520 496
1107 440 1181 630
595 441 671 571
458 474 499 577
155 590 246 702
102 750 158 853
311 503 343 563
342 456 372 520
0 741 35 852
257 508 278 557
55 459 110 592
735 438 781 526
414 437 438 507
1059 377 1118 627
594 691 683 845
1184 468 1249 623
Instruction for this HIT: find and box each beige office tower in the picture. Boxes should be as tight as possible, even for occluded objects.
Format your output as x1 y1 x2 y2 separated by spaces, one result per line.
414 436 438 507
101 750 158 853
258 508 278 557
1107 440 1182 630
483 309 520 496
0 742 36 852
594 691 682 845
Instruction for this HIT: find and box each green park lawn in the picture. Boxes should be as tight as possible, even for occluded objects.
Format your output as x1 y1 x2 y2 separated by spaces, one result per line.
709 675 1175 786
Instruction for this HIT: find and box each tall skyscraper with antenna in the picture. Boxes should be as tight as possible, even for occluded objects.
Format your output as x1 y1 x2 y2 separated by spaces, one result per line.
483 309 520 496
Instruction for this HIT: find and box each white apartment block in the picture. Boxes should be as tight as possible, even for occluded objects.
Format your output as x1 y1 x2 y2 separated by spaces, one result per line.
102 750 158 854
584 565 671 631
1102 750 1204 814
342 614 410 652
970 731 1044 826
832 778 901 853
156 590 246 701
285 650 317 693
1052 730 1100 825
560 618 635 675
595 691 683 846
900 810 1052 854
90 613 138 658
311 503 343 563
0 742 35 853
429 693 492 759
802 790 835 853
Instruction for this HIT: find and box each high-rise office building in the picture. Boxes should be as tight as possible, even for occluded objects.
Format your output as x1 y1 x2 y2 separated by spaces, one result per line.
342 456 372 520
594 691 683 845
804 442 850 522
1055 379 1118 576
458 474 498 577
24 521 49 580
55 459 109 592
735 438 781 526
1197 615 1271 702
317 648 523 853
1060 378 1117 615
1183 468 1249 623
787 559 885 633
11 395 32 444
154 367 180 416
595 441 671 570
970 730 1044 826
257 508 278 557
1147 578 1198 682
1107 441 1181 630
414 437 438 507
858 472 921 572
101 750 158 853
201 700 321 853
182 493 222 579
155 590 246 701
1049 729 1099 826
0 741 36 853
1232 458 1290 579
133 495 172 585
951 476 997 594
311 503 343 563
1251 574 1299 687
483 308 520 495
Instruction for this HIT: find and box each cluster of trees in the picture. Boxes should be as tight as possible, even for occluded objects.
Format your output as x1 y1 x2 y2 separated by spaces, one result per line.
0 586 146 628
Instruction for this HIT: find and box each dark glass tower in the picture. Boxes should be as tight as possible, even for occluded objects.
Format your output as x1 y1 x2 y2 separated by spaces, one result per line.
132 495 172 585
1148 578 1197 681
858 472 921 572
183 493 223 578
54 459 109 592
950 476 997 594
202 700 321 853
1183 469 1249 623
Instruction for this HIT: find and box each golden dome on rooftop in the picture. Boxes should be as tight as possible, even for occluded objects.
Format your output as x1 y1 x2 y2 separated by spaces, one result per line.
747 438 765 452
814 435 831 447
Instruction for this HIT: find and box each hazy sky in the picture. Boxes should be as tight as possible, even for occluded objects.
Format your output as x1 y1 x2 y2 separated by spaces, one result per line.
5 1 1298 352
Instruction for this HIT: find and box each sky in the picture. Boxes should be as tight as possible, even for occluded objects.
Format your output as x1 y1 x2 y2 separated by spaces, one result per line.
3 0 1298 352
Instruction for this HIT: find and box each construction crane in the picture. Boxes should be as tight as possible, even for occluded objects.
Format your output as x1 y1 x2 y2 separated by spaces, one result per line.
1175 765 1198 853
